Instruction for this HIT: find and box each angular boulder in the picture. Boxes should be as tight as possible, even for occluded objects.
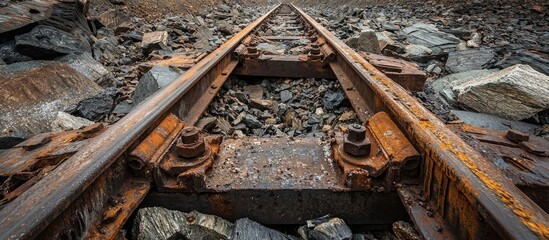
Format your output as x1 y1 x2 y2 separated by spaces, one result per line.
454 64 549 120
50 111 94 132
73 87 118 121
401 23 460 54
141 31 169 55
358 29 381 53
15 25 90 59
430 69 496 106
0 61 103 142
445 49 495 73
58 53 113 87
133 208 234 240
133 65 183 104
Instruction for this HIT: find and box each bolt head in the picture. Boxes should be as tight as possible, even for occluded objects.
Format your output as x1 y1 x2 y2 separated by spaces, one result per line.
181 127 200 144
347 124 366 142
343 137 371 157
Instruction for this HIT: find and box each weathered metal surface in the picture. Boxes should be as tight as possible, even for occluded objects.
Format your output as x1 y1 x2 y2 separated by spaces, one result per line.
232 55 336 79
332 112 419 191
0 5 281 239
141 190 409 225
343 124 371 157
398 186 457 240
360 52 426 92
450 124 549 214
1 4 548 239
292 4 549 239
127 114 183 174
182 60 239 125
0 124 106 206
140 52 208 70
207 137 341 191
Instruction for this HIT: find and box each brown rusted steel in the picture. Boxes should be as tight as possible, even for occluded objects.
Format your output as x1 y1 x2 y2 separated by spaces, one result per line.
360 52 426 92
182 60 239 126
156 135 219 192
150 136 406 225
343 124 371 156
398 186 456 240
0 5 281 239
0 124 106 206
175 127 207 159
332 112 419 191
292 4 549 239
450 124 549 214
232 54 336 79
127 114 183 173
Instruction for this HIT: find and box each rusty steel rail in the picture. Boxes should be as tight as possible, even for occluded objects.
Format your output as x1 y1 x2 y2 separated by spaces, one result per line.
290 4 549 239
0 3 548 240
0 5 280 239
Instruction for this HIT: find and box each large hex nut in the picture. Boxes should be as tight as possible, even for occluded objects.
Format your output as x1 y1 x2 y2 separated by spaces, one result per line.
343 137 371 157
175 127 206 159
175 139 206 159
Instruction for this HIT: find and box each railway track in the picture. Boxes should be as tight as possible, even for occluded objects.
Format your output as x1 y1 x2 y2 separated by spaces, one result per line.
0 4 548 239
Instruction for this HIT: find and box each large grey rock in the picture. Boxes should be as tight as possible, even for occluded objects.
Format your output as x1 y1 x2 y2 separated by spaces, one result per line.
0 61 102 141
404 44 432 58
430 69 496 106
133 208 234 240
141 31 169 55
311 218 352 240
299 216 352 240
50 111 94 132
454 64 549 120
375 31 396 50
445 49 495 73
58 53 113 87
92 28 122 62
15 25 90 59
73 87 118 121
346 29 381 53
231 218 295 240
401 23 460 54
134 66 183 104
133 207 187 240
185 210 234 239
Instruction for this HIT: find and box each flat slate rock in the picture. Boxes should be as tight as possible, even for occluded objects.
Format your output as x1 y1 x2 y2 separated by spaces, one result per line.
445 49 495 73
133 207 188 240
133 208 234 240
401 23 460 54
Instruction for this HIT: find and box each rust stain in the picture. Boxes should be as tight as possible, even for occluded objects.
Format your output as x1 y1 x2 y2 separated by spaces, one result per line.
347 50 549 238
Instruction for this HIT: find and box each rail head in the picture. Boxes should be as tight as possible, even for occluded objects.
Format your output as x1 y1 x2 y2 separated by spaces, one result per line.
0 4 281 239
290 3 549 239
